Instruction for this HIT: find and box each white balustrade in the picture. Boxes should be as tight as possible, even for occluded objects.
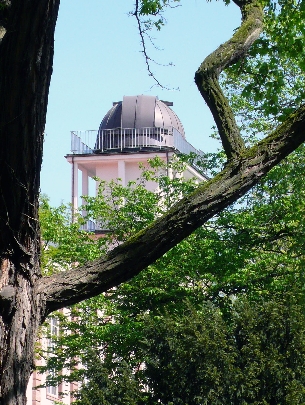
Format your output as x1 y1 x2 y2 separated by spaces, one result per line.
70 128 203 158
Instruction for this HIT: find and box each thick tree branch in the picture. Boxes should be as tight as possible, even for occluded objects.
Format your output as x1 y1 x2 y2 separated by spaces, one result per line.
195 0 263 159
39 104 305 314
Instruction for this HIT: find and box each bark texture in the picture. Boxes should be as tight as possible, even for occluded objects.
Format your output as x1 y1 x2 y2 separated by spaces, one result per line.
0 0 305 403
0 1 59 404
195 0 263 159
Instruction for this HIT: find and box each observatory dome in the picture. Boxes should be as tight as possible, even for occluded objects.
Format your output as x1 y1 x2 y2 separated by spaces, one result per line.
99 95 185 137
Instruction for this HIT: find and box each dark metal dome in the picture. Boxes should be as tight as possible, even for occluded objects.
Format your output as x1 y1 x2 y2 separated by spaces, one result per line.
99 95 185 137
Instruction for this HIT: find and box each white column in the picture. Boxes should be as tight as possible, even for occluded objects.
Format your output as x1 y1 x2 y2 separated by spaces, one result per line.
81 168 89 218
81 169 89 203
72 159 79 216
118 160 126 186
168 166 173 180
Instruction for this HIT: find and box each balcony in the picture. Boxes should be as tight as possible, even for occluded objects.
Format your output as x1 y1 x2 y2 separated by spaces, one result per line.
70 127 204 158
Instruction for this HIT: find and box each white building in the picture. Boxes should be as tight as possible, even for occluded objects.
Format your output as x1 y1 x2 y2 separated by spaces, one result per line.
27 95 205 404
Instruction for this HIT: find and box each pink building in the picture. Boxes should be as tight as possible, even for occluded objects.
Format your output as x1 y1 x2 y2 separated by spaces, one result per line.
66 95 206 228
27 95 205 404
26 314 78 404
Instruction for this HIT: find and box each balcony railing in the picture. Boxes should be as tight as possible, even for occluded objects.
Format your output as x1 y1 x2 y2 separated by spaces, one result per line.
70 127 204 158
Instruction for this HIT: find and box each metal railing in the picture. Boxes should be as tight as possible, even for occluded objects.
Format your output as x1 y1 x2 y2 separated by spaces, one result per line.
172 128 202 157
71 130 96 154
95 127 173 150
70 127 204 158
80 219 97 232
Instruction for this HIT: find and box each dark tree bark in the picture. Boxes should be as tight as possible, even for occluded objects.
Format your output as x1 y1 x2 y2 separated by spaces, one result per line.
0 1 59 404
0 0 305 403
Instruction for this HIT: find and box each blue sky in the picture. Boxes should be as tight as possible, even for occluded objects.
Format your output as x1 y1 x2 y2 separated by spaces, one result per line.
41 0 241 206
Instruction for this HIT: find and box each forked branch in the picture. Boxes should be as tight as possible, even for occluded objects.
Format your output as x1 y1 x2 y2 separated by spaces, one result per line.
195 0 263 159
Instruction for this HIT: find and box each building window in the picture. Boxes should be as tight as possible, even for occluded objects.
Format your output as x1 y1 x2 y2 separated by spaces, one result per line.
46 376 58 397
46 317 59 398
48 317 59 352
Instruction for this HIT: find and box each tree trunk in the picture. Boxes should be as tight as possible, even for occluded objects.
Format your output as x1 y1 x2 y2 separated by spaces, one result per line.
0 1 59 403
0 260 45 405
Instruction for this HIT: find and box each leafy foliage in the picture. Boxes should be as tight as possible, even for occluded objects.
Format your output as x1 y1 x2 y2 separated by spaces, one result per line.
73 295 305 405
81 156 198 244
223 0 305 141
137 295 305 405
135 0 181 31
39 144 305 403
39 197 101 274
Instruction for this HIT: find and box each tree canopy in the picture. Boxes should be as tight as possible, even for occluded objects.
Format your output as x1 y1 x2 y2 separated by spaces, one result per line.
39 146 305 404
